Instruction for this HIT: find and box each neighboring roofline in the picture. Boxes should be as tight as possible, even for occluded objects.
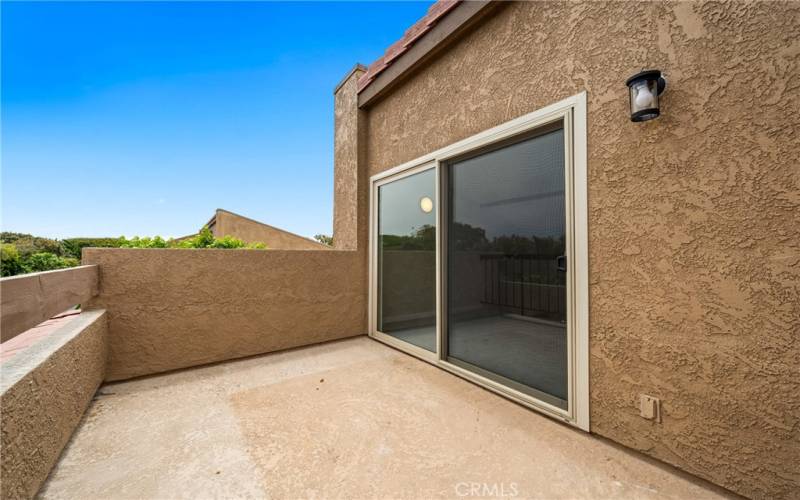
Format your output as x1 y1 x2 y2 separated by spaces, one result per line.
357 0 500 108
172 233 198 242
212 208 330 248
333 63 367 95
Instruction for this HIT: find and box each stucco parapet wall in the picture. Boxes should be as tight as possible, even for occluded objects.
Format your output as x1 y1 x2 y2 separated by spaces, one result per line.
0 309 107 499
0 265 99 342
82 248 367 381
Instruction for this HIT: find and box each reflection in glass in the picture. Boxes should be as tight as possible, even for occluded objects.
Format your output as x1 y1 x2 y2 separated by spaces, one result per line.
378 169 436 352
447 125 568 408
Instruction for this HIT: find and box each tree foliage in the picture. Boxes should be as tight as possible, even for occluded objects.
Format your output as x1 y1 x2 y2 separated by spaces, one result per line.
23 253 80 273
61 237 125 259
380 224 436 251
0 244 79 277
0 227 266 277
0 232 63 258
119 227 266 249
313 234 334 246
1 244 25 277
379 222 565 257
119 235 171 248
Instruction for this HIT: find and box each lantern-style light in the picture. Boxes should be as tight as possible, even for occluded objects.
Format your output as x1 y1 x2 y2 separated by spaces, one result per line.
625 70 667 122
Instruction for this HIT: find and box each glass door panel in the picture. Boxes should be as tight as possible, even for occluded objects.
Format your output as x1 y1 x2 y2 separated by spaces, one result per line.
377 168 436 352
446 125 568 409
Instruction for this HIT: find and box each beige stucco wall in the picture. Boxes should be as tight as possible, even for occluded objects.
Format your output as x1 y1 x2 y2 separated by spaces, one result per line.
0 310 107 499
212 209 329 250
83 248 366 381
0 265 99 343
333 65 367 251
362 2 800 498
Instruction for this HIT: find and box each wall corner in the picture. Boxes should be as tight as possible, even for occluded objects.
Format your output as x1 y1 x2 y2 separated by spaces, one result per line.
332 64 367 251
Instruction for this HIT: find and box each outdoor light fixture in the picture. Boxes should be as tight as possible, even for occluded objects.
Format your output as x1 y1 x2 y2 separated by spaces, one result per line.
625 70 666 122
420 196 433 213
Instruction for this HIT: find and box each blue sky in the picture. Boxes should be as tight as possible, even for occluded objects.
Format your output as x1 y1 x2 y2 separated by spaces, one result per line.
1 1 432 239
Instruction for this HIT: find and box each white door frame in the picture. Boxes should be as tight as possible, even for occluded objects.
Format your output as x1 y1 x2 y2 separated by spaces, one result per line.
368 92 589 431
369 161 439 364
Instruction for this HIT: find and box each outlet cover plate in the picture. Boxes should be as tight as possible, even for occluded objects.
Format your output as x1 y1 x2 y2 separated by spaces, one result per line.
640 394 662 423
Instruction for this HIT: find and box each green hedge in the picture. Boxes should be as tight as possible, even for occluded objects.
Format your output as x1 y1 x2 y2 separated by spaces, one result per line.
61 237 125 259
0 228 266 277
119 227 265 249
0 232 124 260
1 244 79 277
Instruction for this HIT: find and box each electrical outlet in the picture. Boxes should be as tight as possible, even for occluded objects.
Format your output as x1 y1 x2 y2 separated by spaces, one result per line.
640 394 661 423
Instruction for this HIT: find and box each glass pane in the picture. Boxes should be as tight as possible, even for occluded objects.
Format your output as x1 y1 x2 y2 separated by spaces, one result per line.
447 126 568 408
378 168 436 352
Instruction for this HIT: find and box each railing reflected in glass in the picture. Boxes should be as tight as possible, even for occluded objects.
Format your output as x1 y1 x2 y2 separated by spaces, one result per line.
447 124 569 409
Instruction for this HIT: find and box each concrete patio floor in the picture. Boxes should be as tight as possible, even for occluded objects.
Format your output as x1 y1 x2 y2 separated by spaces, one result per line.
41 337 733 499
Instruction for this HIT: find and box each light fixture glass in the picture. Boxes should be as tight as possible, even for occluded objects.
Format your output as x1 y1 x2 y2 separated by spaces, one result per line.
419 196 433 213
626 70 666 122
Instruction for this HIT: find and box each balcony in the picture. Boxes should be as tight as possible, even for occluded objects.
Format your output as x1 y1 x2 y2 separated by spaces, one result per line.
0 263 731 499
38 337 726 499
3 27 795 495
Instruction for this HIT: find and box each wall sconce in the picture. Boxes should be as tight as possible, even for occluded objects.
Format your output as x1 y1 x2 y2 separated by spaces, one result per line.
625 70 666 122
419 196 433 213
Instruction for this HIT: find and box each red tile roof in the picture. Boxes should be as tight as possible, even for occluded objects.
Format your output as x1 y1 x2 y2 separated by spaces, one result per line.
357 0 461 93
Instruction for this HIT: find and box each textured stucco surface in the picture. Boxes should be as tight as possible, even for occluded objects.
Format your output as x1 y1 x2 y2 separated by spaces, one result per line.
363 2 800 498
0 310 107 499
333 66 366 251
0 265 98 342
41 337 731 499
83 248 366 381
211 209 328 250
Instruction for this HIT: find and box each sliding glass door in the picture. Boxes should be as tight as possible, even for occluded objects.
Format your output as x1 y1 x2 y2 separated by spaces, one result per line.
370 93 588 428
445 123 568 409
374 126 568 408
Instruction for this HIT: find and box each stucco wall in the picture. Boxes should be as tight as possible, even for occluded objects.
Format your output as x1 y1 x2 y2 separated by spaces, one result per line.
212 209 329 250
0 310 107 499
83 248 366 381
362 2 800 498
333 65 367 251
